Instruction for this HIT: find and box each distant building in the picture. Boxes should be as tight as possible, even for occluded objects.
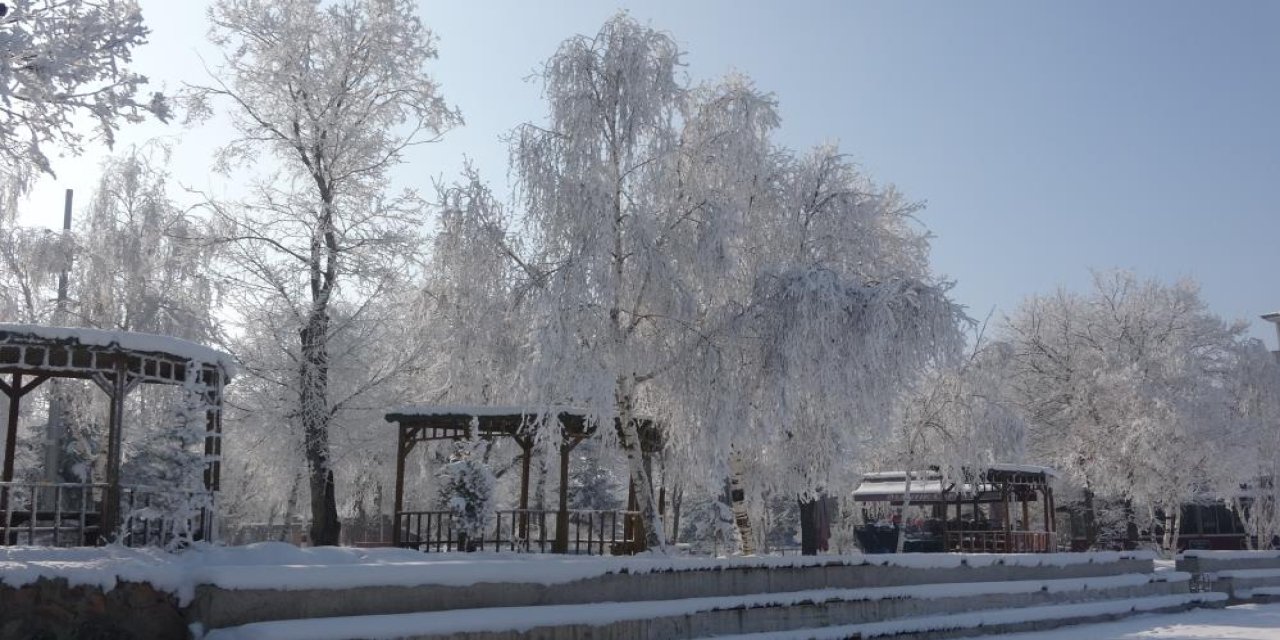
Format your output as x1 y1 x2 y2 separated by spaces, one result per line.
1263 311 1280 361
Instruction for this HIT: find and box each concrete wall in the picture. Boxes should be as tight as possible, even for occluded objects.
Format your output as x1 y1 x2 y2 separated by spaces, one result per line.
0 578 186 640
418 578 1187 640
189 557 1155 630
1177 553 1280 575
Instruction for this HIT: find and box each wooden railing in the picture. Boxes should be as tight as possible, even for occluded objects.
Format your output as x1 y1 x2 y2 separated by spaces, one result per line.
395 508 641 555
944 530 1053 553
0 481 212 547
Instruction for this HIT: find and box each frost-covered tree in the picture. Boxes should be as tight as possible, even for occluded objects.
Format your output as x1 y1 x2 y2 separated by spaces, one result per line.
191 0 458 545
877 331 1025 552
72 145 219 340
1006 271 1267 552
720 145 965 503
502 14 963 552
510 14 690 549
0 0 168 204
424 169 532 405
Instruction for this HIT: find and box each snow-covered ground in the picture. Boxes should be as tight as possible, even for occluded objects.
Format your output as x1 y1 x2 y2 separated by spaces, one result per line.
970 603 1280 640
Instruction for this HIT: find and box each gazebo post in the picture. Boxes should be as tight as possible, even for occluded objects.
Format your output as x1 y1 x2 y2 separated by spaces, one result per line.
393 424 409 546
0 373 48 486
554 437 581 553
516 436 533 543
101 358 134 543
2 373 23 484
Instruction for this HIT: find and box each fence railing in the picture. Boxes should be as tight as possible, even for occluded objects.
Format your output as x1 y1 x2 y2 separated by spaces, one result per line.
944 529 1053 553
395 508 641 555
0 481 212 547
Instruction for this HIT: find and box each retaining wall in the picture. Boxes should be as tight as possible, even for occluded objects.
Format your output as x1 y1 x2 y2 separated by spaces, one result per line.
188 556 1154 630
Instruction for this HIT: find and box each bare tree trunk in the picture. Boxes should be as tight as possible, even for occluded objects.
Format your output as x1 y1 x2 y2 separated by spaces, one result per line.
616 384 664 551
799 497 818 555
1162 508 1180 556
728 452 754 554
301 313 340 545
281 468 302 542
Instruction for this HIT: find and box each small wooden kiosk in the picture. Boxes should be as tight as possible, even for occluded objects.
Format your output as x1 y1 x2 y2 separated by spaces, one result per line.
853 464 1057 553
386 406 663 554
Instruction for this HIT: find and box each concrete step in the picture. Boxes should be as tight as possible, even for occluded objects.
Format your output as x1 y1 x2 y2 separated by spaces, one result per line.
1212 568 1280 600
202 573 1189 640
702 592 1228 640
189 553 1156 630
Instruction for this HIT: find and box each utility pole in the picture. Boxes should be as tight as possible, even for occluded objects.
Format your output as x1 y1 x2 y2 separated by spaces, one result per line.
43 189 73 485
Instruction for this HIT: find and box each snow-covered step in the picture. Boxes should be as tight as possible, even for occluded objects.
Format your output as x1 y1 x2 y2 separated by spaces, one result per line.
1176 550 1280 576
701 592 1229 640
188 551 1156 629
1210 568 1280 601
201 573 1189 640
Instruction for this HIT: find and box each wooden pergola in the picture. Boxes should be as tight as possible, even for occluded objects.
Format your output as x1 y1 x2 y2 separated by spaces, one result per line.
853 464 1057 553
0 324 230 545
386 406 663 554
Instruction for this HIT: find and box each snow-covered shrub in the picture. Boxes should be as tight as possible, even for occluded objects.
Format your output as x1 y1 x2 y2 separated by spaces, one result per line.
436 436 496 545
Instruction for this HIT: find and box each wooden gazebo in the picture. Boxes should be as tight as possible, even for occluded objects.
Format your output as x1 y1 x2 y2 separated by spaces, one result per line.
0 324 231 546
853 464 1057 553
386 406 663 554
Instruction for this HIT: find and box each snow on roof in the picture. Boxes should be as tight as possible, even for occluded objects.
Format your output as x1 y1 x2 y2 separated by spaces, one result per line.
0 323 234 374
859 471 941 480
852 480 951 499
988 463 1058 478
386 405 584 418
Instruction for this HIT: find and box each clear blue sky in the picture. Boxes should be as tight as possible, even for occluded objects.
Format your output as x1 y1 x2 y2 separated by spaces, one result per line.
18 1 1280 346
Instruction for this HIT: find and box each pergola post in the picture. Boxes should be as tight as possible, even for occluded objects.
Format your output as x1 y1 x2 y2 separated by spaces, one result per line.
101 359 129 543
392 424 412 547
516 436 533 543
2 373 23 485
554 437 580 553
1 373 49 485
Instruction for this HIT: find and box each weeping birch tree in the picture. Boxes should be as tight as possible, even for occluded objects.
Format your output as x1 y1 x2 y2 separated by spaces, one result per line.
508 14 964 551
191 0 458 545
513 15 686 548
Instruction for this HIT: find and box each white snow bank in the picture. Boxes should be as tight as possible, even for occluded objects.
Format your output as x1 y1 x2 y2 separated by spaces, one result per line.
712 592 1227 640
967 602 1280 640
0 543 425 605
0 324 233 373
0 544 1155 605
201 573 1177 640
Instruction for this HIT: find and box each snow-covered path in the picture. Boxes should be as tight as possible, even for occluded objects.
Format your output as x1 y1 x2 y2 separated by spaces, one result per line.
970 603 1280 640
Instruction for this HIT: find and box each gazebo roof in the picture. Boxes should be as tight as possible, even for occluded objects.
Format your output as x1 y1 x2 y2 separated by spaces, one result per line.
0 323 233 385
385 404 662 451
852 464 1056 505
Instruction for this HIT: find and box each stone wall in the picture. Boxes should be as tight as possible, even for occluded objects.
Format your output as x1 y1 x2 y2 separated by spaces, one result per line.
0 578 186 640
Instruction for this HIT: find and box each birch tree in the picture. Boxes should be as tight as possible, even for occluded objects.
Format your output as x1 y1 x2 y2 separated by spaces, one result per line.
191 0 458 545
509 14 963 550
0 0 168 204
